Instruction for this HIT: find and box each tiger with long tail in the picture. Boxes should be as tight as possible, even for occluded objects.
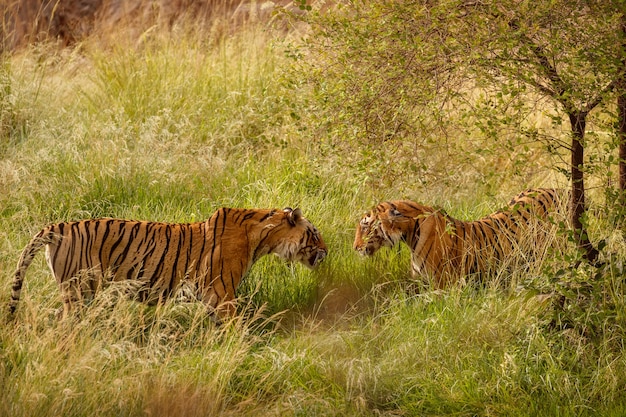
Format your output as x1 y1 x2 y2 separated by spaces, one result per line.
353 188 566 288
10 207 327 321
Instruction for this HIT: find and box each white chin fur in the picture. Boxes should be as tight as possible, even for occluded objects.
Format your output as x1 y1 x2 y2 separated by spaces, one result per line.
273 241 299 262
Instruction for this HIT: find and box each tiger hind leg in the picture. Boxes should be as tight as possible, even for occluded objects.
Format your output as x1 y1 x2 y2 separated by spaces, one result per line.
57 268 103 319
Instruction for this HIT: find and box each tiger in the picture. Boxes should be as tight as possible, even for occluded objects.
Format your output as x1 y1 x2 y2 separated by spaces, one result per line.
353 188 566 288
10 207 327 322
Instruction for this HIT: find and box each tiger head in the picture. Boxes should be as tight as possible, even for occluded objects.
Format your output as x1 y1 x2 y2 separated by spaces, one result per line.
266 207 327 269
353 203 405 257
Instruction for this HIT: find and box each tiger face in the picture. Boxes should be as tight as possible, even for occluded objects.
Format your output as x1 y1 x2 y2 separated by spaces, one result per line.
354 201 433 259
267 208 327 269
353 207 402 256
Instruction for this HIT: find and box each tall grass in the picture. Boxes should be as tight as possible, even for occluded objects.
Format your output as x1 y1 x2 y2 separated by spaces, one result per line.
1 18 626 417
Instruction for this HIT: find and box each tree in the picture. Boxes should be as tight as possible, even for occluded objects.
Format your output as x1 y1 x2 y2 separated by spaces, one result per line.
294 0 625 263
619 9 626 204
464 0 625 263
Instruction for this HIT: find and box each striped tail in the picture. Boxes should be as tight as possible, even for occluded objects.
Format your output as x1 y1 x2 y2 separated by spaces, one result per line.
9 229 55 315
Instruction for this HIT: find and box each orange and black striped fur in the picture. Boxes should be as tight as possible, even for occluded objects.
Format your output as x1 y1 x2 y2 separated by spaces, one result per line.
10 207 327 320
354 188 566 288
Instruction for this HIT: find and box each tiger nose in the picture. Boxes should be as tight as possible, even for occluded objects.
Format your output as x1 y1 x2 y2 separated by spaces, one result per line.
355 244 369 256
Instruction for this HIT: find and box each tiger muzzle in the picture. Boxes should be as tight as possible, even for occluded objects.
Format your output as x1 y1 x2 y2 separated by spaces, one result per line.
310 249 327 268
356 245 372 256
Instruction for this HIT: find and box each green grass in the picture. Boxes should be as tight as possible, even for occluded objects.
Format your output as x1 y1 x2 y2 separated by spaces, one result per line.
1 21 626 417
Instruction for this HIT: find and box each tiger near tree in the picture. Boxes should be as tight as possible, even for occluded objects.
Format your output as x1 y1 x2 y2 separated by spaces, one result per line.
10 207 327 321
353 188 566 288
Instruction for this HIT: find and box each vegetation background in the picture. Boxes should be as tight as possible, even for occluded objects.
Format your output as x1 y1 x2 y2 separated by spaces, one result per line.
1 1 626 415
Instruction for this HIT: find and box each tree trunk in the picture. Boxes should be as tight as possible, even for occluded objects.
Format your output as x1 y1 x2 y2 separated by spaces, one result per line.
619 14 626 202
569 111 599 264
617 92 626 198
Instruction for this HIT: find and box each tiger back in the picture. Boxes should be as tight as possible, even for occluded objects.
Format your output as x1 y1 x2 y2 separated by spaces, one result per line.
10 207 327 321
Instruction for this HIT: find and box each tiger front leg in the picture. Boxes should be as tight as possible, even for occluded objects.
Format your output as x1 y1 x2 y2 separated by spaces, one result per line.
410 256 452 291
200 289 237 326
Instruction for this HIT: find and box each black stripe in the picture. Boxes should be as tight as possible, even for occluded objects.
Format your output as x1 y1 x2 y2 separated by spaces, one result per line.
64 222 80 278
170 225 186 286
142 223 157 256
489 217 508 258
181 225 193 284
83 220 92 270
410 217 421 250
404 201 422 212
258 211 273 222
470 223 481 273
117 222 142 273
98 219 113 271
220 208 228 238
478 220 493 251
232 209 244 225
109 221 128 268
218 254 226 298
149 224 171 286
198 223 207 278
230 270 237 296
209 210 222 286
485 219 504 260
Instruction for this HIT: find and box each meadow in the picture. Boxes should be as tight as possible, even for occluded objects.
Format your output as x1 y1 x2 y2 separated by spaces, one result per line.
1 14 626 417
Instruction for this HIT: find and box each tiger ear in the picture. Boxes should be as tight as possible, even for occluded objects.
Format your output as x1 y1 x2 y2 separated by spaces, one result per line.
377 207 401 223
384 208 402 218
284 207 303 226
